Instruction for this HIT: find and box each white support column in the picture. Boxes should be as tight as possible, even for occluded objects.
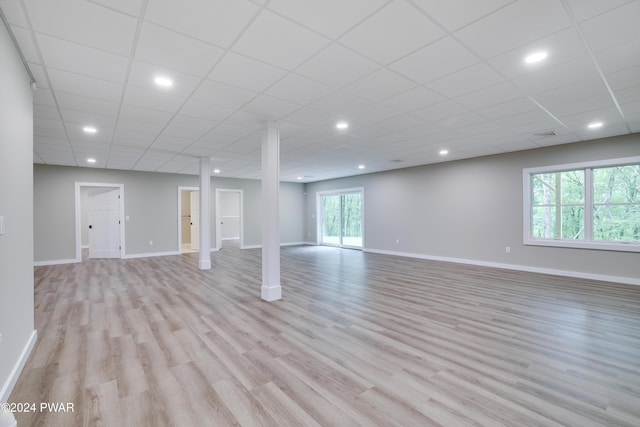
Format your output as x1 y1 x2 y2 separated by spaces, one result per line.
198 157 211 270
261 122 281 301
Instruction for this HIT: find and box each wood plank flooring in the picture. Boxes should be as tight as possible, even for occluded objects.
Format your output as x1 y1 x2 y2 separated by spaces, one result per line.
9 245 640 426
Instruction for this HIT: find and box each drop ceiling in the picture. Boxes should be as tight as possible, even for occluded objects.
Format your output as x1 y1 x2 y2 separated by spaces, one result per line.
1 0 639 182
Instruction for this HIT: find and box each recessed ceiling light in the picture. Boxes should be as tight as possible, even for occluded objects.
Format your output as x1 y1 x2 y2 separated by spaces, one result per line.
525 51 548 64
588 121 603 129
83 126 97 134
358 164 365 170
213 169 221 174
439 149 449 155
154 76 173 87
297 176 303 180
336 121 349 130
87 158 96 164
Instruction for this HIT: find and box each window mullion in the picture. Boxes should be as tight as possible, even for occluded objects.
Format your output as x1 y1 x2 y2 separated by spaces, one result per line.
585 167 593 242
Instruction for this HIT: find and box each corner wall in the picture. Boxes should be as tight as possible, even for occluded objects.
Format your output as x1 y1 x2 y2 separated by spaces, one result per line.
0 18 36 402
304 135 640 285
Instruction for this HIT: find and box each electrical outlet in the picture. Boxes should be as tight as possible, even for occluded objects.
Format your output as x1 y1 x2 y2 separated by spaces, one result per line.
506 246 511 253
395 238 400 244
149 240 153 246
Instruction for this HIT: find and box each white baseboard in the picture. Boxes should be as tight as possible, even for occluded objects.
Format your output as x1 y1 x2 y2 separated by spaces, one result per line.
364 248 640 286
0 330 37 403
34 258 78 267
122 251 180 259
242 242 310 250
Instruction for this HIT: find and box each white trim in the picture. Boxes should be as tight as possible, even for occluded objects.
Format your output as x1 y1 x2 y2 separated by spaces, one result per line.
0 330 37 403
75 182 125 261
364 247 640 287
34 258 78 266
122 251 180 259
316 187 365 248
215 188 244 251
177 186 199 254
237 241 308 250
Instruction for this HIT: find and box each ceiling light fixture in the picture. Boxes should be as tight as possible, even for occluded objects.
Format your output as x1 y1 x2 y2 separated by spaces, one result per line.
439 149 449 155
83 126 97 134
213 169 221 174
87 158 97 164
525 51 548 64
154 76 173 87
297 176 303 180
336 121 349 130
358 164 365 170
588 121 603 129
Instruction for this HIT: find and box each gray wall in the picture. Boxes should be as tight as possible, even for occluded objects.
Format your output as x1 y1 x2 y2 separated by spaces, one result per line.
34 165 305 262
304 135 640 283
0 19 34 401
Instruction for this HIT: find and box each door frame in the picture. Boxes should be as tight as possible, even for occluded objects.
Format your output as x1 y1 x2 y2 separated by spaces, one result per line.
215 188 243 250
177 186 199 254
316 187 364 249
75 182 125 262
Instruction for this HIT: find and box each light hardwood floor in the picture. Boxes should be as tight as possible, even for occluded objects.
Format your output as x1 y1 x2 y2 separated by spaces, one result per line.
10 245 640 426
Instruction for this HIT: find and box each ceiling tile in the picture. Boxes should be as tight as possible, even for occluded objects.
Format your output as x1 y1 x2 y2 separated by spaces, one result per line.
389 36 478 84
595 38 640 74
123 85 186 113
192 79 257 110
119 104 173 124
9 26 40 63
90 0 144 17
24 0 137 55
33 88 56 107
127 60 201 97
426 63 505 98
135 22 224 77
339 0 445 64
265 74 334 105
563 0 632 23
411 100 469 122
454 0 572 59
232 9 330 69
55 92 119 116
477 97 539 120
36 33 129 82
512 57 600 95
411 0 513 32
266 0 389 39
144 0 259 48
241 94 302 120
309 91 370 115
343 68 416 102
1 0 29 26
380 87 445 113
208 52 287 92
488 28 588 79
605 65 640 92
455 81 521 110
177 98 234 122
48 68 123 102
579 1 640 52
295 43 379 88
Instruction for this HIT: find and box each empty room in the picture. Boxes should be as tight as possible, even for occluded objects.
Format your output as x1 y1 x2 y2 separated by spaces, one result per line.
1 1 640 426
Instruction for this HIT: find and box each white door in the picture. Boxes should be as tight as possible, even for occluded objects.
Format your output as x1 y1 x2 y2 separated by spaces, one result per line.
88 188 121 258
190 191 200 250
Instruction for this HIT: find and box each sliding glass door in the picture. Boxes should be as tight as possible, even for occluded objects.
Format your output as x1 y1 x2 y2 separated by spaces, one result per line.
319 189 363 249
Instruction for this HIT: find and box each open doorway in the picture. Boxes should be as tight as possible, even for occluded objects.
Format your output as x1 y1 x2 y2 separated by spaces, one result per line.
178 186 199 254
215 189 243 250
75 182 125 261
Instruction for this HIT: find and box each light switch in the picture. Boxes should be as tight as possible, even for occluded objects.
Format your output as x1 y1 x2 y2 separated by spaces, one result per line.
0 216 4 235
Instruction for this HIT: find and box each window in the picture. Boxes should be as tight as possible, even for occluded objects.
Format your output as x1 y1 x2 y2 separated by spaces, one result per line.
524 157 640 252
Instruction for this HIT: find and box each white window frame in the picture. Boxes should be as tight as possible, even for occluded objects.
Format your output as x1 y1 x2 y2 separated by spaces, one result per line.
523 156 640 253
316 187 365 249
